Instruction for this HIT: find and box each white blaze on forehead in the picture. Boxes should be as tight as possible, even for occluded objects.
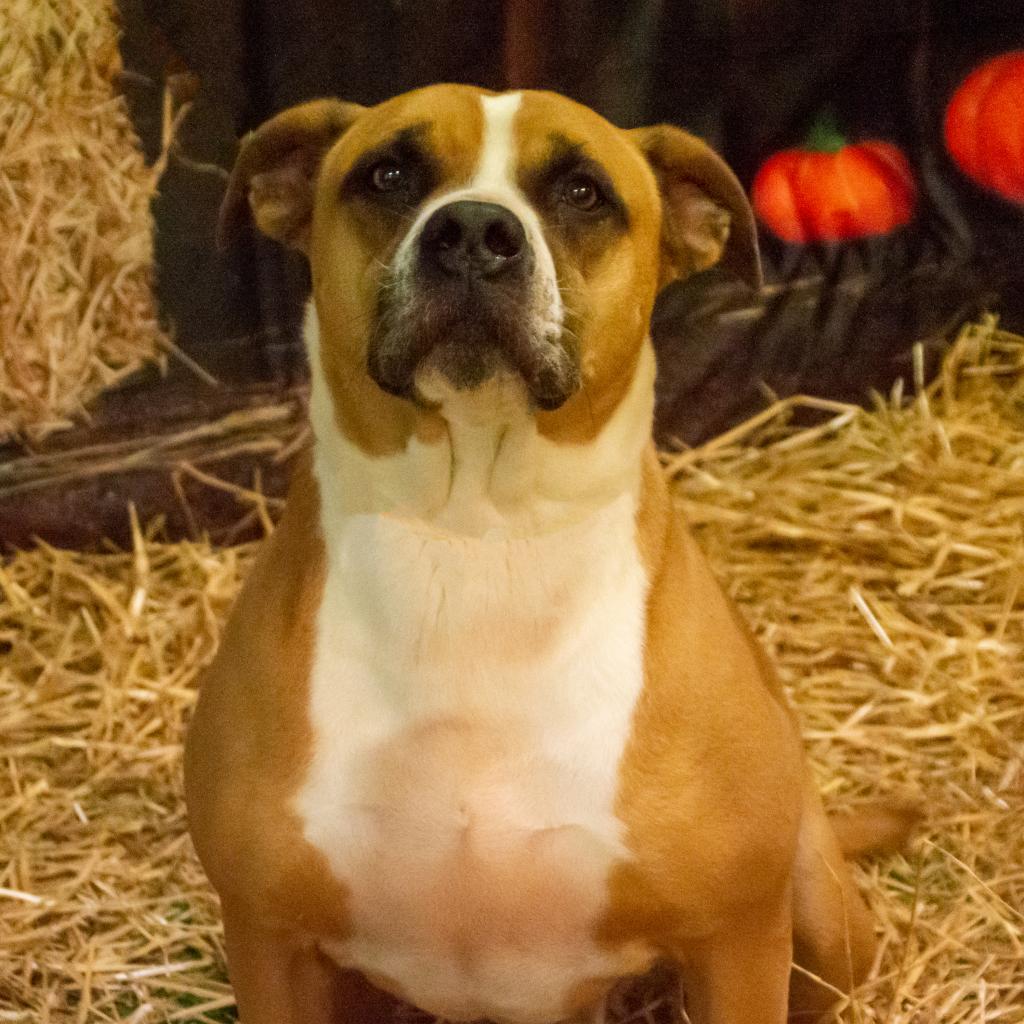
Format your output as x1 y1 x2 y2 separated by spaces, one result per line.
473 92 523 191
468 91 563 341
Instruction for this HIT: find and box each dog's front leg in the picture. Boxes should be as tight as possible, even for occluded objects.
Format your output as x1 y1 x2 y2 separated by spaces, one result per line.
676 894 793 1024
222 907 396 1024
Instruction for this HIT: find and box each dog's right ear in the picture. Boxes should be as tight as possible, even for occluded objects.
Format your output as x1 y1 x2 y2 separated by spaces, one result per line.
217 98 365 252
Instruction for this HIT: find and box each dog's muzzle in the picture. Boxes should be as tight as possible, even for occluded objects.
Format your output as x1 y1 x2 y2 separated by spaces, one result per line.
367 199 580 411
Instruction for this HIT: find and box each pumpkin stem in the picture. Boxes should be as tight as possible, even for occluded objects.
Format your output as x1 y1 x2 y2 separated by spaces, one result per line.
805 110 847 154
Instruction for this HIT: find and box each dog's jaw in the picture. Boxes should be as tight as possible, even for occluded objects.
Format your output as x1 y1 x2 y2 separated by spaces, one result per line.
307 303 656 537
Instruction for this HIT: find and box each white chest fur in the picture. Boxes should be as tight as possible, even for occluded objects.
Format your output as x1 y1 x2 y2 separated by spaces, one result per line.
294 494 650 1024
294 312 656 1022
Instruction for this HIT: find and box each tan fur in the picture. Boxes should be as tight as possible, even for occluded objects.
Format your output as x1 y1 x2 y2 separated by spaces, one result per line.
309 89 485 456
512 91 664 444
184 459 351 936
187 85 903 1024
628 125 762 290
218 98 366 251
610 454 804 941
829 801 922 860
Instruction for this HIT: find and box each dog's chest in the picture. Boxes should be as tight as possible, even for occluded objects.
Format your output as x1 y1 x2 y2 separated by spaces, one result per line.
293 495 650 1023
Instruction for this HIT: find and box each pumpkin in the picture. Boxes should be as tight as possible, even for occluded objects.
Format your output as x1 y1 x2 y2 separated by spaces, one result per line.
752 118 917 243
944 50 1024 204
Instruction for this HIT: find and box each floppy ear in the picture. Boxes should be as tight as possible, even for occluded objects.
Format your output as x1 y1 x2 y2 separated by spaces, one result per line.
217 98 366 251
628 125 762 291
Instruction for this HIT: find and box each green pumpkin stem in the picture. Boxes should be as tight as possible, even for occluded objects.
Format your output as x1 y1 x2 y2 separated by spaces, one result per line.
805 110 847 154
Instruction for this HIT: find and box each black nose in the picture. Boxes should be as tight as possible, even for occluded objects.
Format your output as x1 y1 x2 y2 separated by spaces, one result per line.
419 200 529 279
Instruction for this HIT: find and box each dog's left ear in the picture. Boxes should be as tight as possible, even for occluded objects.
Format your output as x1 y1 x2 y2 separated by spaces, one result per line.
629 125 762 291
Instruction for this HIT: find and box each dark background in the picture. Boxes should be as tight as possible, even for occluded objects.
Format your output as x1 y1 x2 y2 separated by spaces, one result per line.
115 0 1024 443
3 1 1022 549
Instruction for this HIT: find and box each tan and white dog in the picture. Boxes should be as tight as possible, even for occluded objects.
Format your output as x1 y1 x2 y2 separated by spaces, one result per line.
185 85 907 1024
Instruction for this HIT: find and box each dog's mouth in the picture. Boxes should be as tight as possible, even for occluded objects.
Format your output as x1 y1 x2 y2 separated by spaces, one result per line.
366 272 581 412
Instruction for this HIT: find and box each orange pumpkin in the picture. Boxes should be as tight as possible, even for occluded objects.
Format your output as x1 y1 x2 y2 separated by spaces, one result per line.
944 50 1024 204
752 119 917 244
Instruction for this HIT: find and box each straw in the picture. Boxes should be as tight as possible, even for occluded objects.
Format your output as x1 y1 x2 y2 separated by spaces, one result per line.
0 0 173 441
2 317 1022 1021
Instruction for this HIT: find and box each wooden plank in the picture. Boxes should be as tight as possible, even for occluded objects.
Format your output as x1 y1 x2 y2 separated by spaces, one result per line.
0 375 306 551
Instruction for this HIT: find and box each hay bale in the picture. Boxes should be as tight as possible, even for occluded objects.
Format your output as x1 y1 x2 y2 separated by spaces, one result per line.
0 0 168 440
0 522 246 1021
1 318 1021 1021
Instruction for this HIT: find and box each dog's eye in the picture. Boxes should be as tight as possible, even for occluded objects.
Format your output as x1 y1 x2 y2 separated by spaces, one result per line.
561 175 603 211
371 161 406 193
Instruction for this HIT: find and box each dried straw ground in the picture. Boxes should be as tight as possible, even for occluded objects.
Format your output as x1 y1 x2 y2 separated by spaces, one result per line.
0 0 168 439
1 318 1022 1022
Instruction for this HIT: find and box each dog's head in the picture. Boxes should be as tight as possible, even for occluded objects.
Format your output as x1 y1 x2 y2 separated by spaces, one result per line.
221 85 759 444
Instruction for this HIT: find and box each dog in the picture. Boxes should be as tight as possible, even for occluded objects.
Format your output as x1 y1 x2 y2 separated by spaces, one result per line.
185 84 910 1024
